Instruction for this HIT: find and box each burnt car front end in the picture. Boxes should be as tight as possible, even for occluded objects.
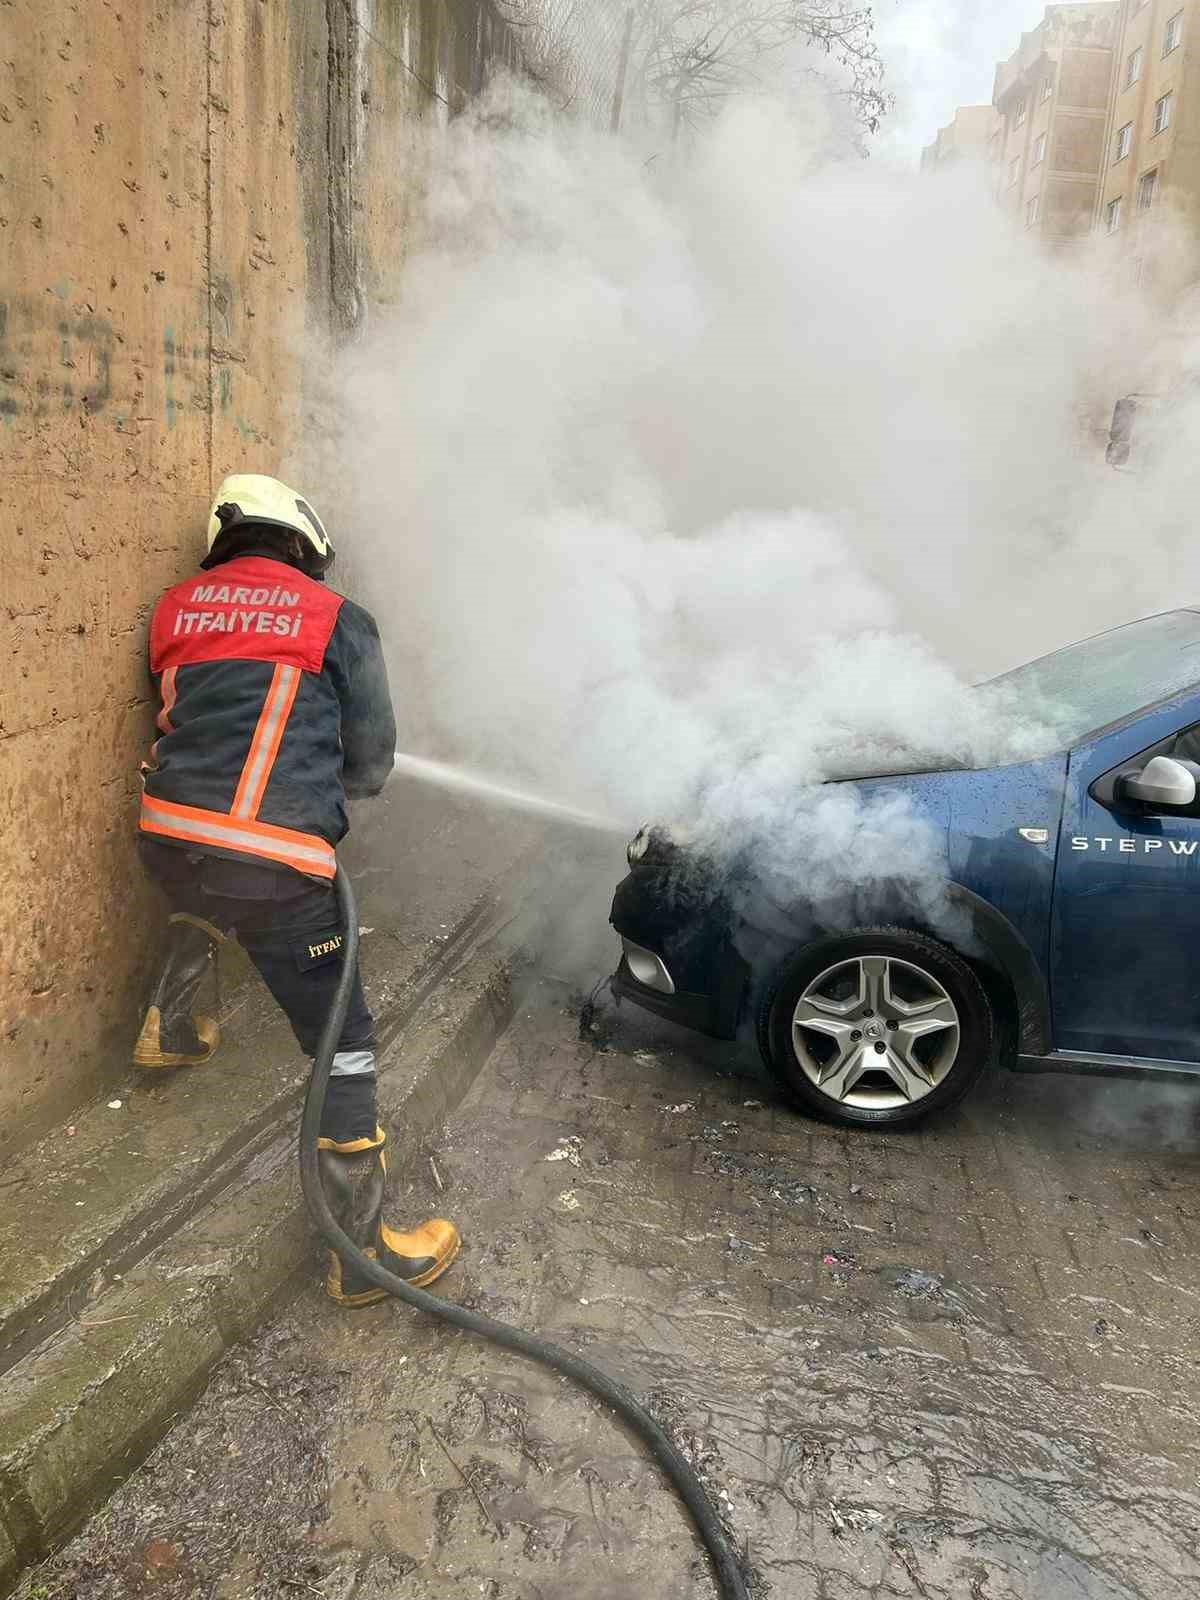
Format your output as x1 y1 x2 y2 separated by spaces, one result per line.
609 826 751 1040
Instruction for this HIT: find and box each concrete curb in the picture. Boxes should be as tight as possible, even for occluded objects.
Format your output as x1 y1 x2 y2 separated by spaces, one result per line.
0 951 513 1595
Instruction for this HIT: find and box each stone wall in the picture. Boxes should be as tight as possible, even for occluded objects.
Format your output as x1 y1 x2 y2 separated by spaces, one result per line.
0 0 519 1145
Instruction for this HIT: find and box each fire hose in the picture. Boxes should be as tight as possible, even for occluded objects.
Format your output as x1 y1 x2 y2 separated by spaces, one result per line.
299 865 751 1600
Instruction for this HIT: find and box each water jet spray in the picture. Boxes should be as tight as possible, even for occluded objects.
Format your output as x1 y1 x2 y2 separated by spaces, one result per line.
392 751 628 834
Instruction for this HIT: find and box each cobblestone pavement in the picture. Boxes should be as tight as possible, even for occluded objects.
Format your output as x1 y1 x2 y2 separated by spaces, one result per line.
29 977 1200 1600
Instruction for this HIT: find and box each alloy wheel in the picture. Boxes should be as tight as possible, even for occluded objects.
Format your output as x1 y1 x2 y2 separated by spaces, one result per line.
791 954 960 1110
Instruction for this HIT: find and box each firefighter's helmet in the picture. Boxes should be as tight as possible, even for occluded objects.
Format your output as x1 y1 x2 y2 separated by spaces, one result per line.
203 474 334 574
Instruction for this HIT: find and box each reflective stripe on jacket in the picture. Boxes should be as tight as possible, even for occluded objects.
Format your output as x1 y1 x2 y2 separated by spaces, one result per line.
140 554 396 881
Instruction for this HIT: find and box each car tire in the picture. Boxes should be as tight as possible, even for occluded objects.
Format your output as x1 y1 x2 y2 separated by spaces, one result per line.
757 927 994 1129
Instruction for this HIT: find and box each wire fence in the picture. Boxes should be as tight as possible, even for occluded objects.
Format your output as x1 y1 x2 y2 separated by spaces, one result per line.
498 1 640 130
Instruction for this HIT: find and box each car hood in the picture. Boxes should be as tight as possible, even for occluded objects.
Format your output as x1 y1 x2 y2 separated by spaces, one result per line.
641 754 1069 869
820 753 1069 833
824 754 972 782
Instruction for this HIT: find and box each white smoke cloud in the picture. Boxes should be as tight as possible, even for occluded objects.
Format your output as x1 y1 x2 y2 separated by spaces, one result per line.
329 78 1196 897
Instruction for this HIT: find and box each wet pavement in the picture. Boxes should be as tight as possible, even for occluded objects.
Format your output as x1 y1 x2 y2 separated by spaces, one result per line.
21 972 1200 1600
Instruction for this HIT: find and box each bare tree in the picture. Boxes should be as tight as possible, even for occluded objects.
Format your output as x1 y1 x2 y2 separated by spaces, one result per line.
494 0 891 142
633 0 890 139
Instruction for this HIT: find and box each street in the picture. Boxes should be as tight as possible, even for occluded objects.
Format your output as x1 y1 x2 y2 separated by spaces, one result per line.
27 966 1200 1600
13 3 1200 1598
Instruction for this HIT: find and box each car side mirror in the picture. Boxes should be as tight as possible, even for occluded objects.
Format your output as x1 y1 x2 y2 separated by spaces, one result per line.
1117 755 1200 809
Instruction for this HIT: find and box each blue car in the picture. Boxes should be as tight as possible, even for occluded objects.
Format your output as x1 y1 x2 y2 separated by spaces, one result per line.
610 610 1200 1128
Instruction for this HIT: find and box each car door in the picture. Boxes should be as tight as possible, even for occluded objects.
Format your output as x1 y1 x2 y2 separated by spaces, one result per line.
1052 699 1200 1062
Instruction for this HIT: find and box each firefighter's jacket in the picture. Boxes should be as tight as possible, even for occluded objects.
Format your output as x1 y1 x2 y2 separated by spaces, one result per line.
140 554 396 881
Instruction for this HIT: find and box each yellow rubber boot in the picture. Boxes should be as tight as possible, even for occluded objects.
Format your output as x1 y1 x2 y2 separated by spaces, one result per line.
317 1126 460 1306
133 915 222 1068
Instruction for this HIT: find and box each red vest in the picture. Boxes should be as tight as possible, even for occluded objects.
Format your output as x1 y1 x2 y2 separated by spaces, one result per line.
140 557 348 880
149 556 344 675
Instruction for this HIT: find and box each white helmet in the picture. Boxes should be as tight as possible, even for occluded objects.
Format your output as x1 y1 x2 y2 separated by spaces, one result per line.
203 473 334 574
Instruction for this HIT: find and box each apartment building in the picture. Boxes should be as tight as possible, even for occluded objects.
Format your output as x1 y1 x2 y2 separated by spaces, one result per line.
991 4 1121 241
920 106 994 171
1095 0 1200 292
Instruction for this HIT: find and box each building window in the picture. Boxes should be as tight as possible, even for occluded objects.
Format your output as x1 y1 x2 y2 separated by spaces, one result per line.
1154 91 1173 135
1165 11 1183 55
1027 194 1041 227
1040 73 1054 102
1115 123 1132 162
1106 196 1123 233
1138 168 1158 210
1033 132 1047 166
1015 97 1027 127
1126 45 1144 88
1009 155 1020 187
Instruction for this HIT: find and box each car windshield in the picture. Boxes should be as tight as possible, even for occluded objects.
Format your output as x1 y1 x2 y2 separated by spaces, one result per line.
984 609 1200 748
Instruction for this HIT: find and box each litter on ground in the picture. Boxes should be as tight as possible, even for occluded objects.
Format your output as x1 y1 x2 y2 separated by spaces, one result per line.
545 1136 583 1167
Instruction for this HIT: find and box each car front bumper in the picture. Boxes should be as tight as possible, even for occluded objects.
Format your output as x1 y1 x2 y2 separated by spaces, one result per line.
609 865 749 1040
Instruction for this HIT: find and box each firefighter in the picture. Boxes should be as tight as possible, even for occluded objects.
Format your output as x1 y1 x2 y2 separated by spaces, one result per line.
135 474 460 1305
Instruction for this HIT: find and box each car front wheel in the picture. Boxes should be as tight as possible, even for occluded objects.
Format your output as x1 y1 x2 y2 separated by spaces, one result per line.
758 928 994 1128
